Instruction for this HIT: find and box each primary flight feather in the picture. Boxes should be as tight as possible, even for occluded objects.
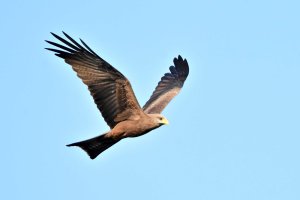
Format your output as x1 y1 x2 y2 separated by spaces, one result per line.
46 32 189 159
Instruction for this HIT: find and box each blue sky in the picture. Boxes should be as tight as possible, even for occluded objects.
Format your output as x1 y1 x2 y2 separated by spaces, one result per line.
1 0 300 199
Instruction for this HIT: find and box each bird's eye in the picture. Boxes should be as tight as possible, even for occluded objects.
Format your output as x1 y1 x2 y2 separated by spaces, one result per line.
159 117 163 120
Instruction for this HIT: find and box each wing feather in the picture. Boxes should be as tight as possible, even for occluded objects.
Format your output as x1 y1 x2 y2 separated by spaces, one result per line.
143 55 189 114
46 32 142 128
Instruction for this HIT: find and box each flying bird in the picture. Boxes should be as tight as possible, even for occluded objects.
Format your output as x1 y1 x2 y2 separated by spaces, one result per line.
46 32 189 159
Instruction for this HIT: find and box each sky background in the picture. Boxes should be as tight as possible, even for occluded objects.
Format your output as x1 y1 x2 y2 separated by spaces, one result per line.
1 0 300 199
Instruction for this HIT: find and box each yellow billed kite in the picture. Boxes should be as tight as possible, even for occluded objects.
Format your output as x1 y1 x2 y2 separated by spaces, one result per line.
46 32 189 159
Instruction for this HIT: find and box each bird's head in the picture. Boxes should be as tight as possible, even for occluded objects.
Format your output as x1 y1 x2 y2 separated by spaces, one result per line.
149 114 169 126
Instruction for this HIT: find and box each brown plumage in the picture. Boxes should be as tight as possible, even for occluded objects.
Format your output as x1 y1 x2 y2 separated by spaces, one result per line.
46 32 189 159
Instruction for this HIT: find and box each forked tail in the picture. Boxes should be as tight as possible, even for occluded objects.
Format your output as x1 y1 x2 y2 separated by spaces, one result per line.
67 134 119 159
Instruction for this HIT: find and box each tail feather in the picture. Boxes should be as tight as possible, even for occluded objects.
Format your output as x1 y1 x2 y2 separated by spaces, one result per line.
67 134 119 159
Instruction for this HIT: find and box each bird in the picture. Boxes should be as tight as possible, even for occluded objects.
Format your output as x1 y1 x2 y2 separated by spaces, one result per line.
46 32 189 159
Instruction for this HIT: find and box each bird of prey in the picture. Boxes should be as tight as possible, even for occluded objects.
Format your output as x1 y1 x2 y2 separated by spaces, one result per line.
46 32 189 159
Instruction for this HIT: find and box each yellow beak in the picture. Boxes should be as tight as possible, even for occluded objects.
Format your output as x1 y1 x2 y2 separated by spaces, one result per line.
161 118 169 125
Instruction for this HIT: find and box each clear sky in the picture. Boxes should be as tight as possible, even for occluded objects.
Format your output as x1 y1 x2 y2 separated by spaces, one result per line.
1 0 299 199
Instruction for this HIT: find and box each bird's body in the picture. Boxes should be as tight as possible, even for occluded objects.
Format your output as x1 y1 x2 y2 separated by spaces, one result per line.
106 113 166 139
46 32 189 159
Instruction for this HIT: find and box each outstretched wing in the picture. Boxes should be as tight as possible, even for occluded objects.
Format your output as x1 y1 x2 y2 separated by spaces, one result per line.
46 32 142 129
143 55 189 114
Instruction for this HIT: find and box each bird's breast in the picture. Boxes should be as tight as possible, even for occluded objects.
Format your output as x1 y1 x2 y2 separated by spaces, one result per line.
112 118 160 138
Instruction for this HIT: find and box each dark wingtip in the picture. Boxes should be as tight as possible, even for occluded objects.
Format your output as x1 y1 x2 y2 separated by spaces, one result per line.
50 32 59 38
174 55 188 65
171 55 189 80
45 40 53 46
174 55 184 63
62 31 69 38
